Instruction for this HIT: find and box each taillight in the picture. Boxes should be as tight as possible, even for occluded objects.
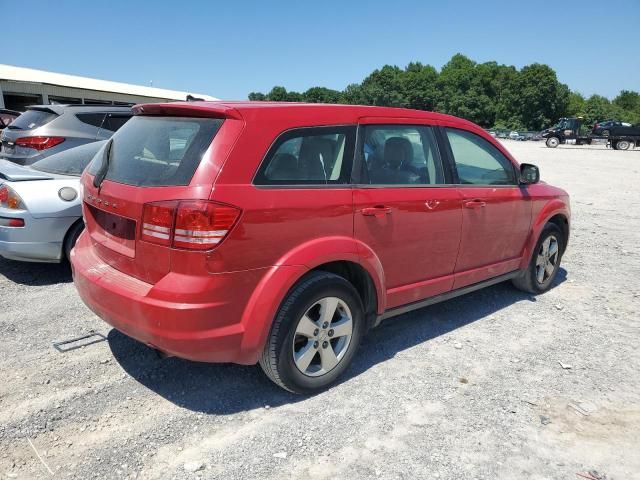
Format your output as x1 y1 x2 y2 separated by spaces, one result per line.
141 200 240 250
0 216 24 227
15 136 65 151
141 201 175 246
0 184 25 210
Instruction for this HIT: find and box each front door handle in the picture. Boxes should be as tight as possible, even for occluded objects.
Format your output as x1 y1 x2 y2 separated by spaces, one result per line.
362 206 392 217
463 199 487 209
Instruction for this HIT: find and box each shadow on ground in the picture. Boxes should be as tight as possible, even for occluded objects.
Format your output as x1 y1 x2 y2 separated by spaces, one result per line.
0 257 72 286
109 269 567 415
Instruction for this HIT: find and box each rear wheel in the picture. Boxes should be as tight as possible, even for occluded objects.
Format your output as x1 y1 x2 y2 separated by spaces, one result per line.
512 223 564 294
63 221 84 261
545 137 560 148
615 140 631 150
259 271 364 394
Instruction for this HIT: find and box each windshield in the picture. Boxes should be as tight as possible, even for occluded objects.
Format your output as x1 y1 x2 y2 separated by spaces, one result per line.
87 116 223 187
31 141 106 177
552 119 569 129
8 109 58 130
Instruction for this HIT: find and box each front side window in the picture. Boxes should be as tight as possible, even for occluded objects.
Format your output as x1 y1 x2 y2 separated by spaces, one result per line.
360 125 444 185
254 126 355 185
88 116 223 187
445 128 516 185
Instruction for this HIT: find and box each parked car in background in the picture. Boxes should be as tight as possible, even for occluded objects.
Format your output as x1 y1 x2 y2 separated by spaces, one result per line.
0 141 105 262
0 104 131 165
509 131 519 139
71 102 570 394
592 120 632 136
0 109 20 130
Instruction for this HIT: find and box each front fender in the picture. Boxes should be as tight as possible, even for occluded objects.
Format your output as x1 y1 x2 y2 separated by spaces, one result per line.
519 199 570 269
237 236 387 363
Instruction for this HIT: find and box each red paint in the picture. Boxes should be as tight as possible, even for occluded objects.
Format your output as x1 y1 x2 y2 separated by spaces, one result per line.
71 102 570 365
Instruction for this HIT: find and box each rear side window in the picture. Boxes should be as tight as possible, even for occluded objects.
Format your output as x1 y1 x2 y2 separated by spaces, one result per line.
88 116 223 187
8 110 57 130
445 128 516 185
360 125 444 185
76 113 106 128
254 126 356 185
102 114 131 132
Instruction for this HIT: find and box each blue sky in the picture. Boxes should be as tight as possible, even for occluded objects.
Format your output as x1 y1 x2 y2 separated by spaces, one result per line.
2 0 639 100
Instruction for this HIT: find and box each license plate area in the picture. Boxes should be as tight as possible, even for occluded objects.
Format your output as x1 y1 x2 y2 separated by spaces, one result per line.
87 204 136 258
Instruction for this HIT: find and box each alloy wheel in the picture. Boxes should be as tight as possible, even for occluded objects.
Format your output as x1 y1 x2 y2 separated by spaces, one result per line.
292 297 353 377
535 235 559 285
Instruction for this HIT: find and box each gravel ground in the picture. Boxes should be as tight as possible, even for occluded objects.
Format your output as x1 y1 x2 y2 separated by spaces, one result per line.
1 140 639 480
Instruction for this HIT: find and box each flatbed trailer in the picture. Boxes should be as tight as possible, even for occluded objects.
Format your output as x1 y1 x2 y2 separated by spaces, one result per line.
542 117 640 150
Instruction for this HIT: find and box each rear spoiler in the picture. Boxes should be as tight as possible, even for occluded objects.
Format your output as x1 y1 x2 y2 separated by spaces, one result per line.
132 102 243 120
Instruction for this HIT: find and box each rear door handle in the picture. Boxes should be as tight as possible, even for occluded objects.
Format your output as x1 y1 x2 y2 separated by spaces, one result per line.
463 199 487 209
362 206 392 217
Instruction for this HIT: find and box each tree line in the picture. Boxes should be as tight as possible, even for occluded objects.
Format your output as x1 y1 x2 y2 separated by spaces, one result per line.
248 53 640 131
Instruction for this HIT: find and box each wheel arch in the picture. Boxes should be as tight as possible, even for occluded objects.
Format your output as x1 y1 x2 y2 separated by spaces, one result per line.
62 218 85 260
237 236 386 364
520 202 570 269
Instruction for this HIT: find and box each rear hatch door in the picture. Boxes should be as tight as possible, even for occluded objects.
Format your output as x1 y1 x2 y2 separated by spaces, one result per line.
81 107 241 284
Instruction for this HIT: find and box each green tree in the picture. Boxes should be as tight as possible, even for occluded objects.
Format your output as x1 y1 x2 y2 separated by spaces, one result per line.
302 87 343 103
514 64 570 130
402 62 438 111
358 65 408 107
566 92 585 117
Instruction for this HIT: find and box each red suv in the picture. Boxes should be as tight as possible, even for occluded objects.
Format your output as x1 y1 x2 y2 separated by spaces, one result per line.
71 102 570 393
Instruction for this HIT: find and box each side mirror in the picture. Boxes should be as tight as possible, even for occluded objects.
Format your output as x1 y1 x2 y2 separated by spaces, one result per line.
520 163 540 184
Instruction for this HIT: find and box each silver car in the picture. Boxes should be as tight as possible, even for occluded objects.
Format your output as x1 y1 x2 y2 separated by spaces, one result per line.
0 104 131 165
0 141 105 262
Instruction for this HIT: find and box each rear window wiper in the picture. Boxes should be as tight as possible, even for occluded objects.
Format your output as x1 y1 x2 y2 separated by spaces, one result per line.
93 139 113 189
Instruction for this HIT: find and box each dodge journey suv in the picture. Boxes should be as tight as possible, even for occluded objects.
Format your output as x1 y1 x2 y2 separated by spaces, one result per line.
71 102 570 393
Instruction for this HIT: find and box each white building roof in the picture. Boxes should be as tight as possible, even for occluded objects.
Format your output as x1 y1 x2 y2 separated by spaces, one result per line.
0 64 217 101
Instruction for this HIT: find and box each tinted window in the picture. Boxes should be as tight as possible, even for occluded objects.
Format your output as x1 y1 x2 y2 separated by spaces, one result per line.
0 113 17 127
102 114 131 132
361 125 444 185
76 113 106 128
88 116 222 187
8 110 57 130
445 128 516 185
31 141 106 177
255 126 355 185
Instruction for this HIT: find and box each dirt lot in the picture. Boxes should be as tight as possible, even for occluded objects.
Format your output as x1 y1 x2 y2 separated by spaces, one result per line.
1 140 639 480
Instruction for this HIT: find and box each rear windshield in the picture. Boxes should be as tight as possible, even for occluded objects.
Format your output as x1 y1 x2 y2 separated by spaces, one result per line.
31 141 106 177
8 110 58 130
88 116 223 187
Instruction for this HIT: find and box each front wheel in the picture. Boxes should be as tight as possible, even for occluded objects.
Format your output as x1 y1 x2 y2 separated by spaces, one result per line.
513 223 564 294
546 137 560 148
259 271 364 394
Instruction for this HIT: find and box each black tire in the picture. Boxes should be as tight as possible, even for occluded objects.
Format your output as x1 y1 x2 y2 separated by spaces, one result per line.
512 223 564 294
259 271 364 394
63 221 84 261
615 140 631 151
545 137 560 148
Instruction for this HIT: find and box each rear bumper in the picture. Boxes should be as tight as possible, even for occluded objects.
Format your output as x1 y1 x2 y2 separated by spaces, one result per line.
70 232 271 364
